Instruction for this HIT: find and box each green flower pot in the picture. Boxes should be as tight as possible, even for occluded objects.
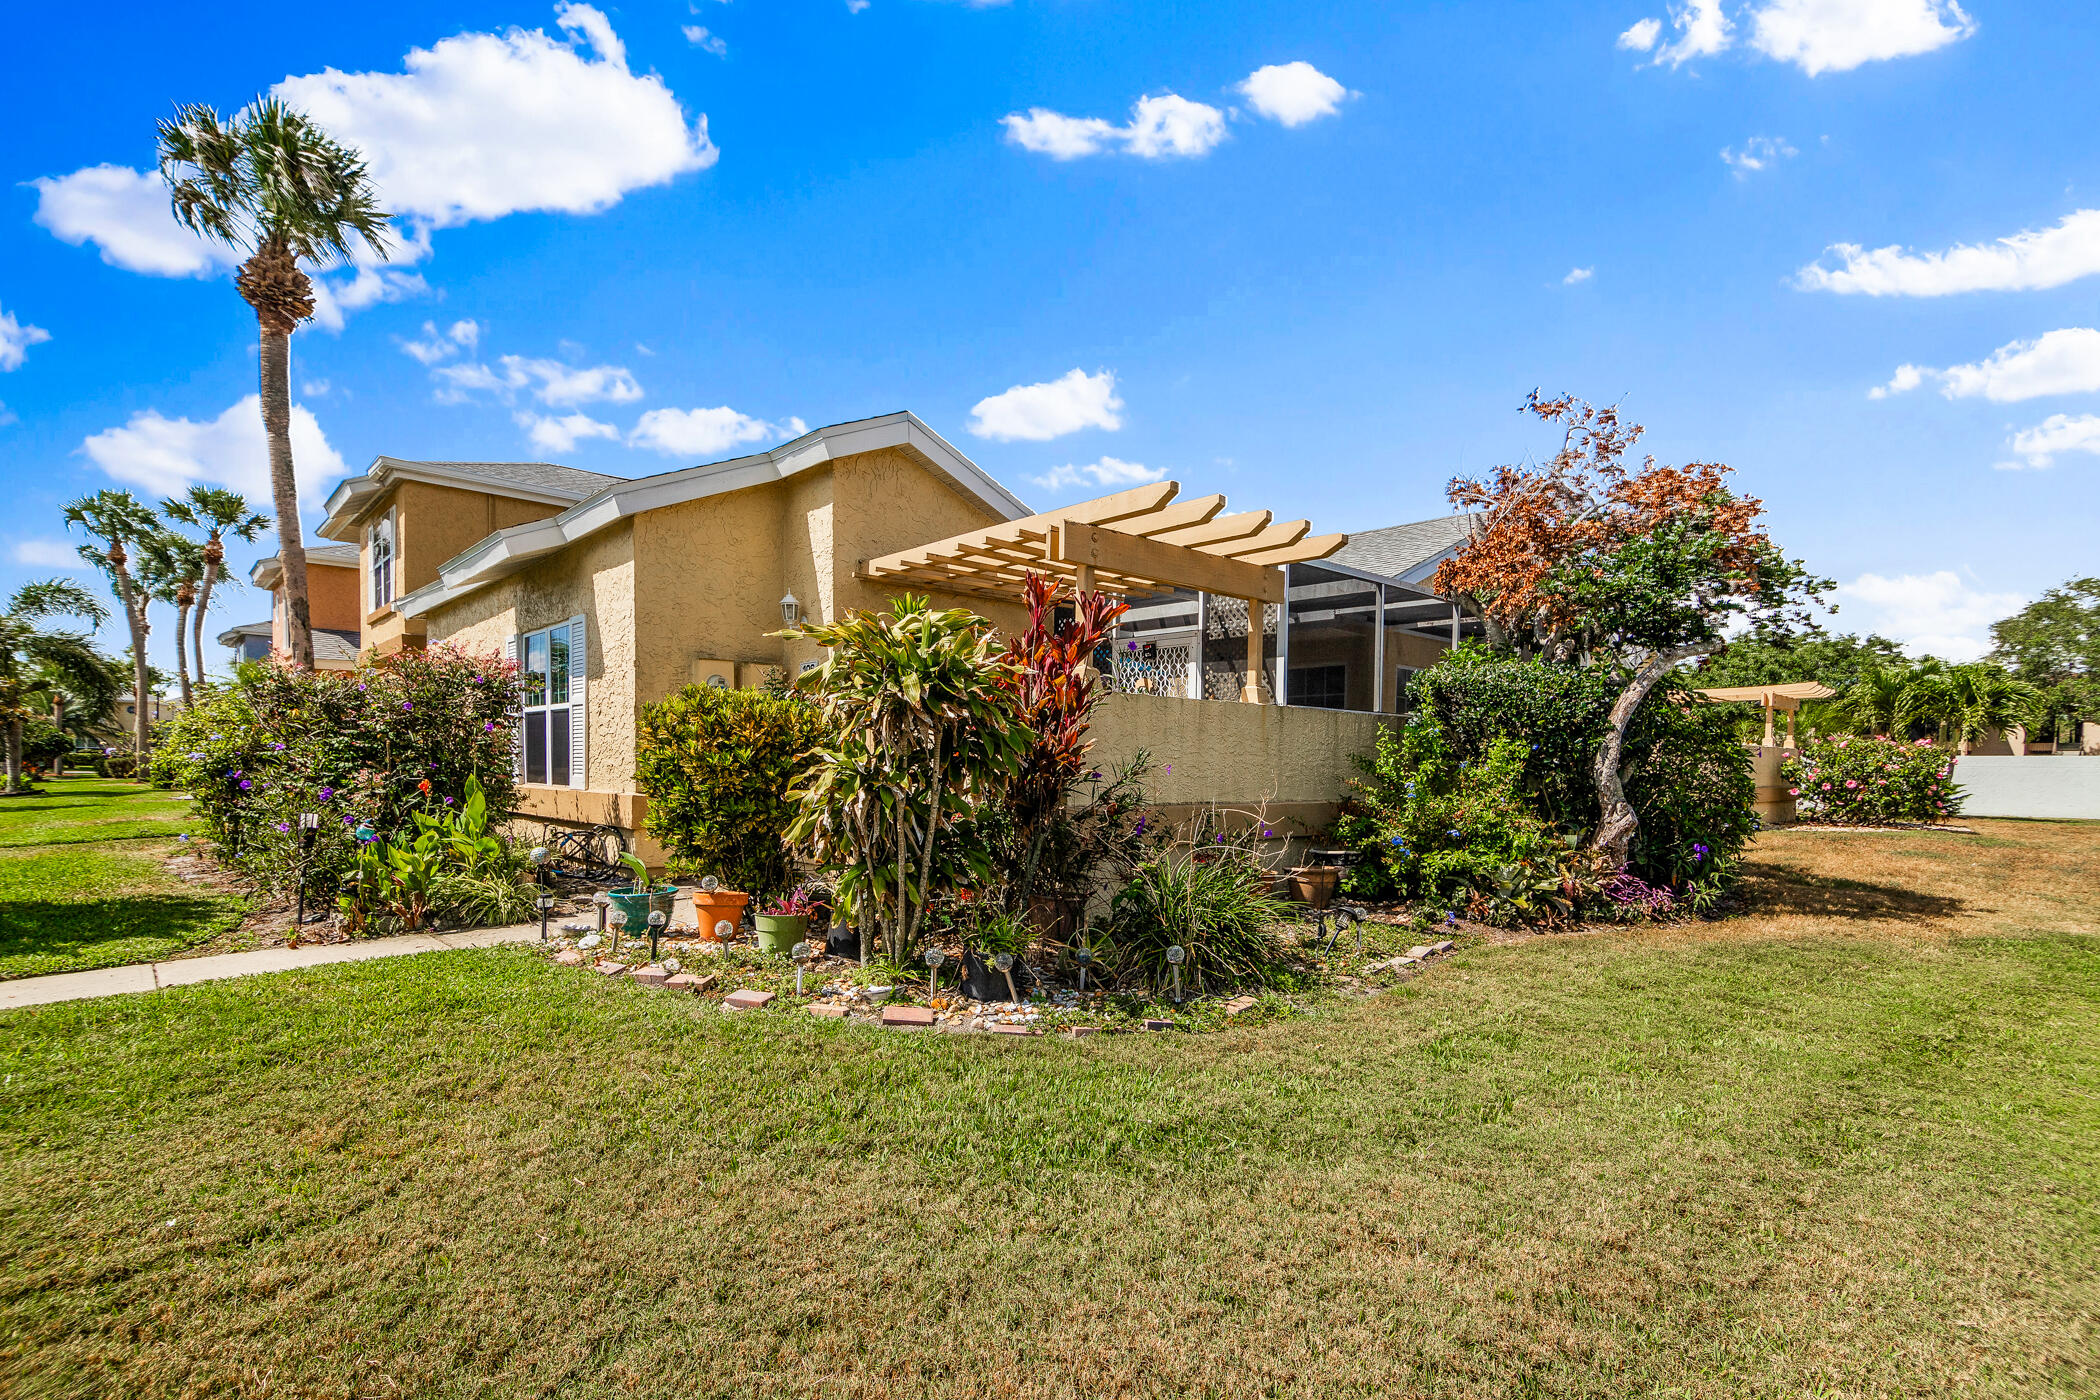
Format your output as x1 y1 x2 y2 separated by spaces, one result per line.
752 913 808 955
608 883 679 943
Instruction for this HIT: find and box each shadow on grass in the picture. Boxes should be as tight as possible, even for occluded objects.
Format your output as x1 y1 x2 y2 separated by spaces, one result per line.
0 823 198 851
0 893 246 980
1736 860 1966 923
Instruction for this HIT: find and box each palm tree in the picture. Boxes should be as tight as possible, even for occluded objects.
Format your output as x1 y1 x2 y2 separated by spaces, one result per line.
1832 664 1910 737
64 490 163 760
1904 663 2043 754
1 582 111 794
157 98 391 669
161 486 268 693
138 532 206 708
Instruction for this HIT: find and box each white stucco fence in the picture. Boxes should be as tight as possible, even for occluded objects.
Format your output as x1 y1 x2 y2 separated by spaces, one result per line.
1953 756 2100 821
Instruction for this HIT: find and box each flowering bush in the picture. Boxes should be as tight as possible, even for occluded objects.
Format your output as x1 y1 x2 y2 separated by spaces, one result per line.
152 645 521 903
1783 735 1962 825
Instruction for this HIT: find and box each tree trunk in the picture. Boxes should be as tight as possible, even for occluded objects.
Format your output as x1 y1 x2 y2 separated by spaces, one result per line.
1589 644 1715 868
131 626 151 762
4 718 21 794
173 600 194 708
192 550 218 690
260 325 314 669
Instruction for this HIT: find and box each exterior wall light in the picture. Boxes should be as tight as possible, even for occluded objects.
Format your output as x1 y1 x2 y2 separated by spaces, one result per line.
780 592 802 627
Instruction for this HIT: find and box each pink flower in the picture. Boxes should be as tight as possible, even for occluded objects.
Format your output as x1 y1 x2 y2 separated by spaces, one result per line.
1820 782 1832 790
1845 779 1859 789
1788 787 1800 796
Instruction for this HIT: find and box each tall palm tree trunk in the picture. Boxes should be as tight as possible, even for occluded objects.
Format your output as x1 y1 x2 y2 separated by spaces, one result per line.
172 597 194 708
259 324 314 669
5 718 22 794
192 550 218 690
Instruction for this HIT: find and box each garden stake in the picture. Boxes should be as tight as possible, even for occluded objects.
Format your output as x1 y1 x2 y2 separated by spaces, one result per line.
609 910 626 959
1073 945 1093 993
993 951 1018 1004
924 947 945 999
594 892 609 934
792 941 812 996
648 909 667 962
1165 944 1186 1003
293 812 319 927
536 890 555 942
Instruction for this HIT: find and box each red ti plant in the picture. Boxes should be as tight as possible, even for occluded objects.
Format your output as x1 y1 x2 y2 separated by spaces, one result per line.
1000 573 1128 906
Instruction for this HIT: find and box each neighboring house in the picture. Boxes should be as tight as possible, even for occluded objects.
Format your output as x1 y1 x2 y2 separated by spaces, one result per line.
233 542 365 671
316 458 624 658
1328 514 1476 587
117 692 182 729
316 411 1480 861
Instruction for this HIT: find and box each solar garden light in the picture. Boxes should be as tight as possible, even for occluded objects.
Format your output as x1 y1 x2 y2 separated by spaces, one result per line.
293 812 320 928
792 941 813 996
608 909 627 958
923 947 945 998
1164 943 1187 1003
593 890 610 933
646 908 667 961
1072 945 1095 993
700 874 720 893
536 889 556 942
992 951 1019 1004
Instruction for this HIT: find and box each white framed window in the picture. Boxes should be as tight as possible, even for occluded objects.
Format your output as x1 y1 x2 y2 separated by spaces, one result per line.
513 615 587 788
369 513 395 610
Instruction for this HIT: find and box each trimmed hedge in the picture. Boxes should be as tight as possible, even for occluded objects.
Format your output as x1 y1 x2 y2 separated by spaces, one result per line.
635 685 826 900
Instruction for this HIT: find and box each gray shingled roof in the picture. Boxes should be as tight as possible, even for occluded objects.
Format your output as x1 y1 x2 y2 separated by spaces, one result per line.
1328 514 1477 580
374 457 624 498
314 628 360 665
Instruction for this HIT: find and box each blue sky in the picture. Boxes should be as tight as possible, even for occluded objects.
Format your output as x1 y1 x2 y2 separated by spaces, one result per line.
3 0 2095 671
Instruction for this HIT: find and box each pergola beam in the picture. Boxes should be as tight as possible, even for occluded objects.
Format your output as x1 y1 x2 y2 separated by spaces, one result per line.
1053 522 1285 605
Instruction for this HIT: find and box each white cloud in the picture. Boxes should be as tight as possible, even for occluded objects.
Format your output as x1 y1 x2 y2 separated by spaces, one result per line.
400 318 482 364
1623 0 1975 74
2003 414 2100 470
80 396 346 508
1563 266 1595 285
1031 456 1168 493
1237 62 1348 127
968 368 1123 442
432 353 641 407
1868 363 1926 399
629 406 793 457
1721 134 1797 175
1003 94 1227 161
518 410 619 453
1748 0 1976 76
0 304 52 371
1879 329 2100 403
302 379 331 397
12 539 87 569
277 4 716 231
30 7 711 329
683 24 727 55
1618 17 1663 50
1653 0 1733 65
1797 209 2100 297
1834 570 2024 661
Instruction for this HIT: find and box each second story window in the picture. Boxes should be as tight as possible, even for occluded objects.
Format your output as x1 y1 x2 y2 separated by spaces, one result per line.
369 514 395 610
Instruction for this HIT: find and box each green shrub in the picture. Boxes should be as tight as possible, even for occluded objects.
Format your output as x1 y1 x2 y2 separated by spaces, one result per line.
1105 815 1289 991
154 646 521 904
1783 735 1961 825
635 684 827 899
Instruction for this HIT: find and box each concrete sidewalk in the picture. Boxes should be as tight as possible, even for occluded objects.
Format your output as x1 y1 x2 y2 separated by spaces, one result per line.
0 923 545 1011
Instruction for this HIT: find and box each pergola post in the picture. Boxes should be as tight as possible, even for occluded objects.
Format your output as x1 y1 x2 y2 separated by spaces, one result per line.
1241 599 1264 702
1762 699 1777 748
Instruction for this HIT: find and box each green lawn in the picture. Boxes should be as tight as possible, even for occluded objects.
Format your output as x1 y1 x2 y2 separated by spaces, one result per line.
0 778 248 979
0 820 2093 1397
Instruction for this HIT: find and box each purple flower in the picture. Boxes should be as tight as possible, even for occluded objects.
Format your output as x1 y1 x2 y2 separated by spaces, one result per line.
318 787 334 801
442 796 454 806
402 701 413 711
239 779 252 791
274 821 290 833
484 721 495 731
270 742 286 751
1262 828 1272 838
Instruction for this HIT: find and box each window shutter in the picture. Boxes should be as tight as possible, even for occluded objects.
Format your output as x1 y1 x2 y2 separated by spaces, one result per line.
504 633 524 782
567 614 587 790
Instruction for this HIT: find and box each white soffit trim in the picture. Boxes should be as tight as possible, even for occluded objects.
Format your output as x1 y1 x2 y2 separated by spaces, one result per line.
395 412 1031 618
318 461 607 542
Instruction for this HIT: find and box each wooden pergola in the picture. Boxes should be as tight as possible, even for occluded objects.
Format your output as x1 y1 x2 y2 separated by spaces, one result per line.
858 481 1347 701
1695 681 1836 748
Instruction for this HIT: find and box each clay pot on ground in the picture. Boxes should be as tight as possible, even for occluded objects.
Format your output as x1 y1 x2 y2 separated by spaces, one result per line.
691 888 751 940
1289 866 1340 910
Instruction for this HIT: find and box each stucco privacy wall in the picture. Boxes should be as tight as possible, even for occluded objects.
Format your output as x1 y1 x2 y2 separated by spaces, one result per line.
429 520 638 796
1089 692 1392 837
1949 756 2100 820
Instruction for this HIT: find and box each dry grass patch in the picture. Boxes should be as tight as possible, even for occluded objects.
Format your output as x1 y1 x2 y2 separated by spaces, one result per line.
0 819 2094 1398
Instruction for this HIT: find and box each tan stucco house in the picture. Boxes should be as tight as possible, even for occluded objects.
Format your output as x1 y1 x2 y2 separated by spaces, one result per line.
309 411 1477 862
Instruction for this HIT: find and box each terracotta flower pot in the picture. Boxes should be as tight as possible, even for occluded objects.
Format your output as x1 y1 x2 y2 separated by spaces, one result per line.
691 889 751 940
1289 866 1340 910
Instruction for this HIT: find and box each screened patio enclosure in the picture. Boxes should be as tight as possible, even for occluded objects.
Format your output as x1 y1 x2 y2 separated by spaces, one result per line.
1104 561 1476 712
